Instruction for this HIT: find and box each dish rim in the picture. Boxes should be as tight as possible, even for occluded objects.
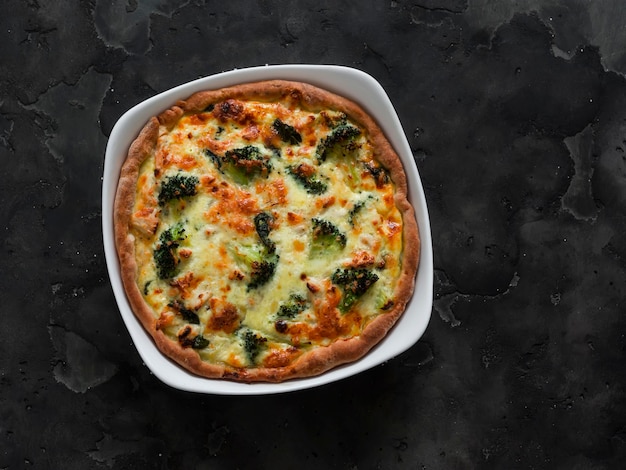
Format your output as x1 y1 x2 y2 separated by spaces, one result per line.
102 64 433 395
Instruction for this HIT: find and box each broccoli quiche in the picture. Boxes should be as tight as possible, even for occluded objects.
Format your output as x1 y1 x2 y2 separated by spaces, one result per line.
114 80 420 382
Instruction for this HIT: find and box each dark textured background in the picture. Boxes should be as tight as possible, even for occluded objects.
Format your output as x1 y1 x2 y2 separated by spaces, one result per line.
1 1 625 468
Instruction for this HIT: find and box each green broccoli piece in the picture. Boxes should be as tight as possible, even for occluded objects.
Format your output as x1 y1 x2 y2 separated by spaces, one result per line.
348 201 366 226
191 335 210 349
348 195 374 226
205 146 273 184
331 268 379 313
204 148 221 169
287 164 328 195
310 218 346 255
316 124 361 162
254 212 276 253
232 244 279 290
222 145 272 184
241 329 267 364
179 331 210 349
168 300 200 324
167 222 186 240
233 244 265 266
248 258 278 290
276 293 308 319
272 118 302 145
153 223 187 279
275 293 308 334
363 161 390 187
158 173 199 205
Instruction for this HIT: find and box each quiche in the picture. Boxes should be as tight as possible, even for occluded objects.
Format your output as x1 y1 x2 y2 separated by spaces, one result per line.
114 80 419 382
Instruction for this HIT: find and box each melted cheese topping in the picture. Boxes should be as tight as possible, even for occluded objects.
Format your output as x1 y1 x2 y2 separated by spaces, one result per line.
131 98 404 369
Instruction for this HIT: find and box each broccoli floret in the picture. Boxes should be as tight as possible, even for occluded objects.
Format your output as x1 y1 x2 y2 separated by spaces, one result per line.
165 222 186 242
222 145 272 184
154 247 177 280
348 201 366 226
179 308 200 324
191 335 210 349
316 124 361 162
204 148 221 169
331 268 379 313
158 173 199 205
225 145 264 164
232 244 279 290
363 161 389 187
276 293 308 319
274 292 307 333
348 195 374 226
272 118 302 145
248 258 278 290
311 218 346 255
241 329 267 364
168 300 200 324
287 164 328 195
178 328 210 349
205 146 273 184
153 223 187 279
254 212 276 253
233 244 265 266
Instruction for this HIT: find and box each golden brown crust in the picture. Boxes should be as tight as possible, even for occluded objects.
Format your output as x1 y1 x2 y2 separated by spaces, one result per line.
114 117 159 337
114 80 420 383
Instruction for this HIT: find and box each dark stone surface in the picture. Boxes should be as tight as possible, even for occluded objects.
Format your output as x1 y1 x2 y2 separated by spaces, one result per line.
1 1 625 468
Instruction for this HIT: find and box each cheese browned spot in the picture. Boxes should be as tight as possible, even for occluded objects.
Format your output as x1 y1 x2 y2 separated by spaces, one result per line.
114 80 419 382
207 299 240 334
